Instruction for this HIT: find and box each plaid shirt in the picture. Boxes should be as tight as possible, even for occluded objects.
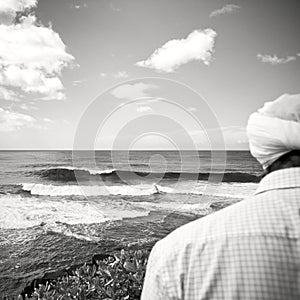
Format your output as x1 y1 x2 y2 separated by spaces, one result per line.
141 167 300 300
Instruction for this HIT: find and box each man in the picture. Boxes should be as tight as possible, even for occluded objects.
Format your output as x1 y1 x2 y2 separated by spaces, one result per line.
141 93 300 299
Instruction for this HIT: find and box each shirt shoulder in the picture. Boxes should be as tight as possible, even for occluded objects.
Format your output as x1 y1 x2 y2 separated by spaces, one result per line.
143 187 300 300
156 190 299 255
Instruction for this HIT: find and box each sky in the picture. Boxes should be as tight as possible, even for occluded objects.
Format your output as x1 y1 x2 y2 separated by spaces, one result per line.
0 0 299 150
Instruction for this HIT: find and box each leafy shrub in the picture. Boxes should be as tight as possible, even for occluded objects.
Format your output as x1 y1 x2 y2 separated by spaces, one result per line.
21 249 150 300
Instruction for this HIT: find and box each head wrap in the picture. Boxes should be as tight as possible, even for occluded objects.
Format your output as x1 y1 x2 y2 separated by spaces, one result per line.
247 93 300 169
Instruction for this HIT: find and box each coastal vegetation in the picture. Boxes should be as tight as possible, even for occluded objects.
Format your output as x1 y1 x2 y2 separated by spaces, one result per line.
12 249 150 300
0 203 235 299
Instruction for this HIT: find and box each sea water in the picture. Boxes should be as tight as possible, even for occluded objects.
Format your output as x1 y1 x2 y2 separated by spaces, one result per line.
0 150 261 296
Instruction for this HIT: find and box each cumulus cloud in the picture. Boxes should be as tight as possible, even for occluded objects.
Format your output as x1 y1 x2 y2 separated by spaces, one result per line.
19 103 37 111
113 71 129 79
0 0 37 17
74 3 87 9
138 97 164 105
136 106 152 113
72 79 87 87
0 4 74 100
109 3 121 12
189 126 248 149
136 28 217 73
43 117 55 124
187 107 197 112
0 107 36 131
99 73 107 78
0 86 18 101
210 4 240 18
257 54 297 65
111 83 157 99
221 126 248 146
98 71 129 80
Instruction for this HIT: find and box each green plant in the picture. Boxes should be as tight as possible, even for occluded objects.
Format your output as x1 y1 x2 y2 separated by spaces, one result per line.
21 249 150 300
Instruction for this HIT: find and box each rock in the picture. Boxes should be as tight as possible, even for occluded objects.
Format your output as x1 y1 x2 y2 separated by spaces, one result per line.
42 268 68 280
20 253 116 298
20 269 67 299
20 278 48 300
92 253 114 266
65 263 84 276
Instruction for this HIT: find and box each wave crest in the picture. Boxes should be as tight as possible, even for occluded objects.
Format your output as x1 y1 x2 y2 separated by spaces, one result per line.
28 167 260 183
21 182 256 198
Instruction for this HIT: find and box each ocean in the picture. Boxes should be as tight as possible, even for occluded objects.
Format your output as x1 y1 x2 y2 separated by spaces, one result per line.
0 150 261 296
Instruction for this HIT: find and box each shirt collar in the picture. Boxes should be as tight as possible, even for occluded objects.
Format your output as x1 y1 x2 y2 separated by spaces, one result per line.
255 167 300 195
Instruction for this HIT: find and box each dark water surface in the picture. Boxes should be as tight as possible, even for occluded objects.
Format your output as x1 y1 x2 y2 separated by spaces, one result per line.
0 151 261 296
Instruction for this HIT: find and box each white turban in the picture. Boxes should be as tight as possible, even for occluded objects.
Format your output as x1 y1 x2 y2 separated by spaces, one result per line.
247 93 300 169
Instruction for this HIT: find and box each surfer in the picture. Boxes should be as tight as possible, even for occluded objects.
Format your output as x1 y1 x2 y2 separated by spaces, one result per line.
153 184 160 194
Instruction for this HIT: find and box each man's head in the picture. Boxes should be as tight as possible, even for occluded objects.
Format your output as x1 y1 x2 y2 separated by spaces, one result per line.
247 93 300 172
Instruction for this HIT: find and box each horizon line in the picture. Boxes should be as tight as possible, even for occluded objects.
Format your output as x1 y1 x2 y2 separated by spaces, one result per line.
0 149 251 151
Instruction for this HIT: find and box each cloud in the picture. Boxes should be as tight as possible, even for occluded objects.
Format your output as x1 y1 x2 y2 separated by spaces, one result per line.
189 126 248 149
74 3 87 9
187 107 197 112
111 83 157 99
113 71 129 79
19 103 37 111
136 106 152 113
137 97 165 105
98 71 129 79
0 0 37 17
0 6 74 100
109 3 121 12
210 4 240 18
72 79 87 86
43 117 55 124
136 28 217 73
0 86 18 101
221 126 248 146
0 107 36 131
257 54 297 65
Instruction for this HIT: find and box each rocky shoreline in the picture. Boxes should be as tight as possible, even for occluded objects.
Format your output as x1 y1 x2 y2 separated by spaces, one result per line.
18 248 152 300
1 201 234 299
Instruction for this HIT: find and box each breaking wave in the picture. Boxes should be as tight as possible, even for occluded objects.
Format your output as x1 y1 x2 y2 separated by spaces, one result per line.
28 167 260 183
0 195 110 229
22 183 164 196
21 182 257 198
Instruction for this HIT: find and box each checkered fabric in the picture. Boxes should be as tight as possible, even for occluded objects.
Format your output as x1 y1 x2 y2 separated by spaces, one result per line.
141 167 300 300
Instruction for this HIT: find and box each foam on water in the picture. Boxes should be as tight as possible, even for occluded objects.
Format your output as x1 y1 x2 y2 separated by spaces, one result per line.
50 166 116 175
0 194 152 230
0 195 109 229
22 183 162 196
22 181 257 198
41 222 102 242
133 201 214 215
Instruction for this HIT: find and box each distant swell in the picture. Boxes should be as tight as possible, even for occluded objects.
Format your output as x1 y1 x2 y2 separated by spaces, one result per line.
28 167 260 183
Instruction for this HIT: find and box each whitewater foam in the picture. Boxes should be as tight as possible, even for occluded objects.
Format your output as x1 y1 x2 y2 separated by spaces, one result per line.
22 183 163 196
0 195 109 229
22 181 257 198
134 201 214 215
41 222 102 242
50 166 116 175
0 192 152 230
